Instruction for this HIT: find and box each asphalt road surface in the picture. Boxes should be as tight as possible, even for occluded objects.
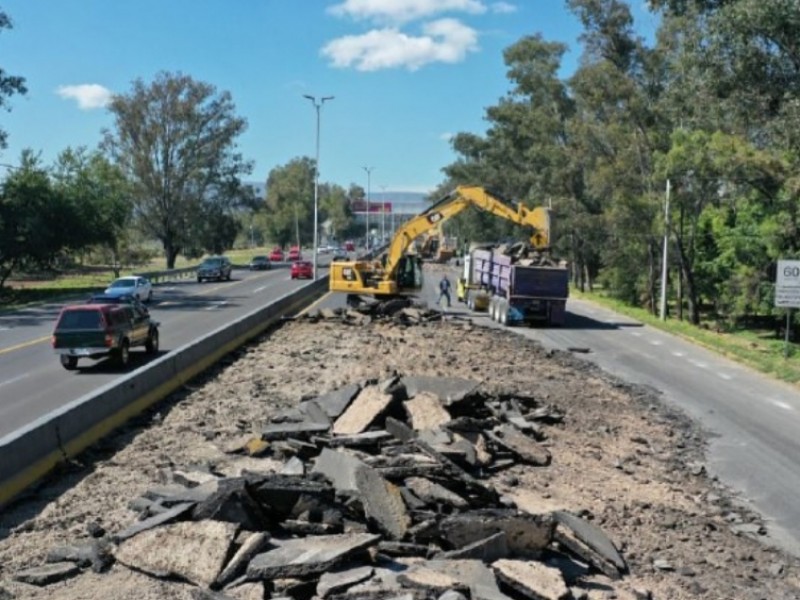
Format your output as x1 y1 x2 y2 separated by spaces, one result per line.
0 261 327 438
313 273 800 556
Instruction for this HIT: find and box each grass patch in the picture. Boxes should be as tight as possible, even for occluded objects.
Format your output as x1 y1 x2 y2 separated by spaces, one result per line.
572 288 800 386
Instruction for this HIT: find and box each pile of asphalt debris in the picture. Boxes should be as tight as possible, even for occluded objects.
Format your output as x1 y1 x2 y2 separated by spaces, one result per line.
12 375 646 600
305 302 445 324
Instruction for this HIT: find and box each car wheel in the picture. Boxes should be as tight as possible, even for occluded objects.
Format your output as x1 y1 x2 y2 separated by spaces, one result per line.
60 355 78 370
145 328 159 354
197 277 203 283
146 290 153 303
115 340 130 367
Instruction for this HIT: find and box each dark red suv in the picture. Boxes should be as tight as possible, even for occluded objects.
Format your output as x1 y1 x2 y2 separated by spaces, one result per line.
290 260 313 279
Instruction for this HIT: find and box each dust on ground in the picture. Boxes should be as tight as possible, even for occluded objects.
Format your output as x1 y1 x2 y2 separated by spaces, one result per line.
1 309 800 599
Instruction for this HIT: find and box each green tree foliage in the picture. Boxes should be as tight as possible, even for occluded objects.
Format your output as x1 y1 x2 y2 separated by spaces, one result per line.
264 157 315 247
103 72 252 268
51 148 133 274
0 153 70 287
0 10 26 150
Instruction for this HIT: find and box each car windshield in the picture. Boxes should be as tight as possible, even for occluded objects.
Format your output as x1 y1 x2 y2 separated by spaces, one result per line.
253 256 267 261
57 309 103 330
202 259 222 267
109 279 135 288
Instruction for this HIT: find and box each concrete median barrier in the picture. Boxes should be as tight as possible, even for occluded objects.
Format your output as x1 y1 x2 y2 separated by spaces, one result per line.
0 277 329 508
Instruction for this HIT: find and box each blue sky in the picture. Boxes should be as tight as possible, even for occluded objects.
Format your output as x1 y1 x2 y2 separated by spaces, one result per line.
0 0 658 194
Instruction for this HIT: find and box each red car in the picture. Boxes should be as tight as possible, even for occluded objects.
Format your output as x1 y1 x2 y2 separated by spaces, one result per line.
290 260 313 279
269 247 284 262
288 246 302 261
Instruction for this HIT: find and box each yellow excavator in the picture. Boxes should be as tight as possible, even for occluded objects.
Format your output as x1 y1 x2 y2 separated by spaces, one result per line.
329 185 551 305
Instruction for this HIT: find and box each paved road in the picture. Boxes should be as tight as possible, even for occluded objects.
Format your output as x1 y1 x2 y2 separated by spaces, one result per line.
0 262 327 438
315 275 800 556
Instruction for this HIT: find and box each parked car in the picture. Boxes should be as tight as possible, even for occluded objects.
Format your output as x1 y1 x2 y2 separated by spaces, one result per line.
344 240 356 252
269 247 284 262
290 260 313 279
197 255 232 282
104 275 153 303
52 303 159 370
87 293 149 315
249 255 272 271
288 246 302 261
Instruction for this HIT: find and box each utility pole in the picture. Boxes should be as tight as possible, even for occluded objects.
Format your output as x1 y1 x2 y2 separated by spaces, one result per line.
303 94 334 280
380 185 387 244
363 166 374 251
659 179 671 320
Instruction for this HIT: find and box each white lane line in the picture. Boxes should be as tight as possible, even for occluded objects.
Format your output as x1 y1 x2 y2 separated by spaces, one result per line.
629 331 643 337
716 373 733 380
254 285 268 293
0 373 30 388
688 359 708 369
771 400 794 411
671 351 685 357
649 340 663 346
0 327 9 331
205 301 229 311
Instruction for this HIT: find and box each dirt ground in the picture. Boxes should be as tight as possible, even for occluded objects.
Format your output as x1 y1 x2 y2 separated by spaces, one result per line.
2 295 800 599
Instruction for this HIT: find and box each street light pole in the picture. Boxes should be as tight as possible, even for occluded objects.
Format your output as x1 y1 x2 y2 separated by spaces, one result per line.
380 185 387 244
659 178 671 321
362 166 374 251
303 94 334 280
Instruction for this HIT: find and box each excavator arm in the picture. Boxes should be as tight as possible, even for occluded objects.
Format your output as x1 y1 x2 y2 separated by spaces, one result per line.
329 185 552 299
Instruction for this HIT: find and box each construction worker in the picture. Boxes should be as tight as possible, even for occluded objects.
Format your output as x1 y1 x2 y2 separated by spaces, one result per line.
438 274 452 308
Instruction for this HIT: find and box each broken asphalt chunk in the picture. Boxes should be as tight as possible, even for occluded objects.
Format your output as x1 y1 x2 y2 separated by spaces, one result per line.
440 510 555 557
400 376 482 406
492 559 570 600
114 501 195 542
333 386 396 435
115 520 238 587
13 562 81 586
355 463 411 539
403 392 452 430
246 533 380 580
487 425 551 466
317 565 375 598
261 421 331 441
553 511 627 579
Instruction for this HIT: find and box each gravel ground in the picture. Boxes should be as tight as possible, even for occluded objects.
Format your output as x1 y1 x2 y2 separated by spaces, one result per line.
1 301 800 599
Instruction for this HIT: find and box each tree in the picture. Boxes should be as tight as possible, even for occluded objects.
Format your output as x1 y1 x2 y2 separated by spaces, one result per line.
264 157 315 247
0 152 70 288
51 148 133 274
103 72 251 268
0 10 26 150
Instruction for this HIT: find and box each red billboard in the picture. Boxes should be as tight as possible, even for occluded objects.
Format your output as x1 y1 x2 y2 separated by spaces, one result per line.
351 200 392 213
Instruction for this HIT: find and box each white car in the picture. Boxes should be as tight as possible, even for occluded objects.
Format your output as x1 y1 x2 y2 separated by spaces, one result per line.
104 276 153 303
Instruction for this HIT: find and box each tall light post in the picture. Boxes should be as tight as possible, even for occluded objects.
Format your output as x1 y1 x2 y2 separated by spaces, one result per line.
362 166 374 250
303 94 334 280
379 185 387 244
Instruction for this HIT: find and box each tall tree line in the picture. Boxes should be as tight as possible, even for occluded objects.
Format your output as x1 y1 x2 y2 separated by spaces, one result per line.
442 0 800 328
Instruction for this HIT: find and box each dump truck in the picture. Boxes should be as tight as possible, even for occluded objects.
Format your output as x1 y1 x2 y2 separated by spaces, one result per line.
460 244 569 326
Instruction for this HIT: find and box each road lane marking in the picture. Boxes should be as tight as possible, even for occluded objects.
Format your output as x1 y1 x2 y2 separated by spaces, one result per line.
629 331 643 337
254 285 268 293
649 340 663 346
688 359 708 369
671 351 685 357
0 336 50 355
0 373 30 388
716 373 733 380
771 400 794 411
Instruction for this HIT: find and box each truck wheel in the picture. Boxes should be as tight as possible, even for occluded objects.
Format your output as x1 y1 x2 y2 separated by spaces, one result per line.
60 355 78 370
115 340 130 367
145 328 159 354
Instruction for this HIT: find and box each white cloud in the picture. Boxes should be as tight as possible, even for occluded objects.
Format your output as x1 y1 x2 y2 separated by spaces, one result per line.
329 0 486 25
56 84 112 110
490 2 516 13
322 18 478 71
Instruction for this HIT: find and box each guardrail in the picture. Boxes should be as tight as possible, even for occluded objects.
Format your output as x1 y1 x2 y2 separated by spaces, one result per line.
134 266 198 284
0 277 329 508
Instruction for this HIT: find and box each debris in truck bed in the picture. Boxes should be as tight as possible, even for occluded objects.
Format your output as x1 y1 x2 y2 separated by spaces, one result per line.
0 317 798 600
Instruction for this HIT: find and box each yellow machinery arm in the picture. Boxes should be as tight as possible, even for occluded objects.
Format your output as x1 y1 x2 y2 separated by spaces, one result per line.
329 185 552 299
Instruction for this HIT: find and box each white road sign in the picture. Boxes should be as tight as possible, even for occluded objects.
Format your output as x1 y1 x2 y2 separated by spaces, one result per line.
776 260 800 308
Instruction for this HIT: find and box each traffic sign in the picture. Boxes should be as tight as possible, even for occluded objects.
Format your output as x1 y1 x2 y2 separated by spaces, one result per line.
776 260 800 308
